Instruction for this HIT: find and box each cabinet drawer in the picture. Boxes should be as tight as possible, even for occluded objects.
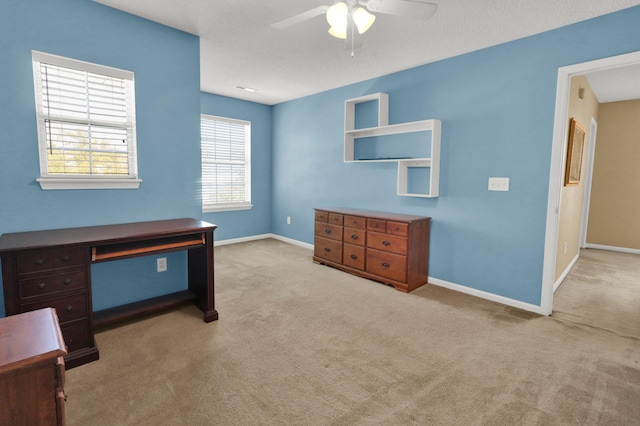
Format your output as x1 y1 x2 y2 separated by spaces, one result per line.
387 221 409 236
366 249 407 283
314 237 343 264
344 215 366 230
315 222 343 242
343 228 365 246
17 248 87 275
61 321 92 353
367 219 386 232
328 213 344 226
19 270 88 299
367 232 408 255
343 244 365 270
22 293 89 325
315 210 329 223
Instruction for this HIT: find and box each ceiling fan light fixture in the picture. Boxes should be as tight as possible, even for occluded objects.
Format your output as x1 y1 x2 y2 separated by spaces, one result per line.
328 24 348 39
352 7 375 34
326 2 348 27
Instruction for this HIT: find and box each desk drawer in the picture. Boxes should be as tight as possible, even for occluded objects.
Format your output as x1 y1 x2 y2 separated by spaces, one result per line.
315 210 329 223
344 215 366 230
17 248 86 275
367 232 408 255
366 249 407 283
19 271 88 299
23 293 89 325
61 321 92 353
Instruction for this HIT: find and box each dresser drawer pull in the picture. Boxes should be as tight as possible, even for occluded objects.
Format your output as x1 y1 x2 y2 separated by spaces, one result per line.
62 255 70 262
350 235 358 240
381 262 390 268
324 229 332 235
63 278 72 285
350 254 358 260
382 241 391 246
65 306 73 312
36 259 44 266
38 282 46 289
324 247 331 253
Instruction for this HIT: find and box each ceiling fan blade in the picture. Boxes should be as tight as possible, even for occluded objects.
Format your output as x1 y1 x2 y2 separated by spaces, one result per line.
271 5 329 29
364 0 437 20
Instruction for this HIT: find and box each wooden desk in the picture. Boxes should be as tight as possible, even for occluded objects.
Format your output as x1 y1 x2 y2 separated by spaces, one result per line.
0 218 217 369
0 308 67 425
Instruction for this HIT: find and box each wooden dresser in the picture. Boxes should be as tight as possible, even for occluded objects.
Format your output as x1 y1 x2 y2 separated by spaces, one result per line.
0 308 67 425
313 208 431 292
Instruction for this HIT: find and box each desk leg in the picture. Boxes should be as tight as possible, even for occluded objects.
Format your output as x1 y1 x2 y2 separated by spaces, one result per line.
188 231 218 322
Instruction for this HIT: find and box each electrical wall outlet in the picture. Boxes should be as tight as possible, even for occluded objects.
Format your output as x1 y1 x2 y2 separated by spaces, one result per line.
157 257 167 272
488 177 510 191
287 216 291 224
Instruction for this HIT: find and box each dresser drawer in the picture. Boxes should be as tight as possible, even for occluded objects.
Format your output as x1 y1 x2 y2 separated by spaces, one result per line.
19 270 88 299
344 215 366 230
367 219 386 232
367 232 408 255
387 221 409 236
366 249 407 283
22 293 89 325
315 210 329 223
315 222 343 242
343 244 365 270
314 237 343 264
328 213 344 226
343 228 365 246
61 321 92 353
17 248 87 275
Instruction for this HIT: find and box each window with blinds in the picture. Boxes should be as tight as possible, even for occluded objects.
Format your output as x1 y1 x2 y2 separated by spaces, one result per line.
32 51 140 190
201 115 252 212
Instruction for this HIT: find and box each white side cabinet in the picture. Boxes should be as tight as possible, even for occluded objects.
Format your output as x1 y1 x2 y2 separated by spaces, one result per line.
344 92 441 198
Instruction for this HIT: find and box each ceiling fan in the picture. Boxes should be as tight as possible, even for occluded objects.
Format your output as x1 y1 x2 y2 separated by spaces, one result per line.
272 0 437 47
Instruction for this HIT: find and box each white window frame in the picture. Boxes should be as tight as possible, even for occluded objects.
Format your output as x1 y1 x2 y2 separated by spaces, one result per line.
201 114 252 212
32 51 141 190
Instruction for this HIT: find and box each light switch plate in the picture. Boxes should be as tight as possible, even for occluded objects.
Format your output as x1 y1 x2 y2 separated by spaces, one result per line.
488 177 510 191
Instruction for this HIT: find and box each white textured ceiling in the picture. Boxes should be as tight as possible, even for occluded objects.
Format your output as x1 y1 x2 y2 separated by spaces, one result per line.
93 0 640 105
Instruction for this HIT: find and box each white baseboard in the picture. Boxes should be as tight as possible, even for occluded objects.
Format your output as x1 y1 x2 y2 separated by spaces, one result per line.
214 233 314 250
428 277 547 315
553 253 579 293
215 234 546 315
585 243 640 255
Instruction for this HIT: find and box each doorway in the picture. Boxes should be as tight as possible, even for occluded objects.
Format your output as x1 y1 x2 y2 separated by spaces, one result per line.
541 50 640 315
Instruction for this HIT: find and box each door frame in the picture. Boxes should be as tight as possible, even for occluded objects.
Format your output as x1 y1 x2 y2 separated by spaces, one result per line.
541 50 640 315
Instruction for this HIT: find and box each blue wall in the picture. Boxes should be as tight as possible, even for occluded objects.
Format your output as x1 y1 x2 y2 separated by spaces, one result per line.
0 0 202 316
272 6 640 306
2 1 639 316
200 93 273 240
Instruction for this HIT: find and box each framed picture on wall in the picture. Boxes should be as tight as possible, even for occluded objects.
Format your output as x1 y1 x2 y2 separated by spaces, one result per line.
564 118 586 186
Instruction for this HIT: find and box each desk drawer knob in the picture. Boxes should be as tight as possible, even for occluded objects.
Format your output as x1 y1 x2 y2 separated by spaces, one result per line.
350 254 358 260
324 247 331 253
36 259 44 266
65 306 73 312
63 278 72 285
382 241 391 246
382 262 390 269
62 255 70 262
324 229 332 235
350 235 358 240
38 282 46 289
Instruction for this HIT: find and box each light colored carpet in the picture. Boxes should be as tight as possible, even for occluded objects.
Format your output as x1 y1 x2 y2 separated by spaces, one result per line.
65 240 640 425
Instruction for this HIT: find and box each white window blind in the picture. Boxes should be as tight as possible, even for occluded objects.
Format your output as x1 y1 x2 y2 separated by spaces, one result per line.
201 115 252 212
32 51 140 190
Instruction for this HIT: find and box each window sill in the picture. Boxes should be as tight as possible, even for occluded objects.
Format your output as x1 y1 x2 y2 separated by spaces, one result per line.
37 177 142 190
203 203 253 213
